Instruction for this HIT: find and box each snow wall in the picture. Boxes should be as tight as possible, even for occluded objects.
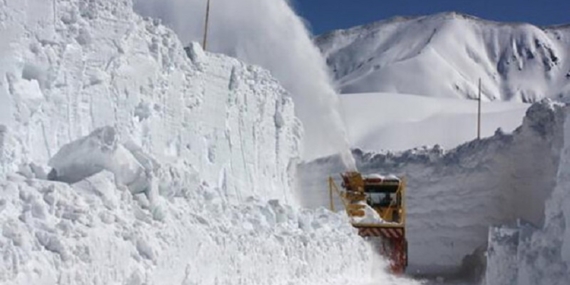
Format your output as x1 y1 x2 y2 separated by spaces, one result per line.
0 0 302 202
132 0 356 164
485 103 570 285
299 100 569 280
0 0 373 284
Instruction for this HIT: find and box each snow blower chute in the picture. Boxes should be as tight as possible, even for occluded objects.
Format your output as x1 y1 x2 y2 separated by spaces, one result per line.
329 171 408 274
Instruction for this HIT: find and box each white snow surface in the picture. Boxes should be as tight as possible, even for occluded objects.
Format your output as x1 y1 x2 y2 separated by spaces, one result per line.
350 201 388 225
133 0 356 164
505 103 570 285
483 101 570 285
339 92 529 151
0 0 302 203
0 171 373 285
0 0 378 284
316 13 570 102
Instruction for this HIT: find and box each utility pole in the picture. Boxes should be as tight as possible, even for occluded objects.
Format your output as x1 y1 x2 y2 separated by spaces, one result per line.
477 78 482 140
329 178 335 212
202 0 211 50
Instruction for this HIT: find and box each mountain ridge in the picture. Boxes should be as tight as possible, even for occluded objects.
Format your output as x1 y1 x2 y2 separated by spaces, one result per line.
319 12 570 37
316 12 570 102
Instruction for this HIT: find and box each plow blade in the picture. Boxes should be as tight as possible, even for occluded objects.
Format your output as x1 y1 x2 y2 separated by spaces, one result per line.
356 225 408 274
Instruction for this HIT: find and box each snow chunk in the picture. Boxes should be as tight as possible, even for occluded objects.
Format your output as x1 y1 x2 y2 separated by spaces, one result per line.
184 42 206 65
48 126 160 209
350 201 392 225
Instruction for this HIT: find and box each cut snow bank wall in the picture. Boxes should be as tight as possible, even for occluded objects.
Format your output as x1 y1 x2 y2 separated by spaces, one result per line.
316 13 570 102
133 0 355 162
299 100 567 276
485 104 570 285
0 1 374 284
0 0 301 203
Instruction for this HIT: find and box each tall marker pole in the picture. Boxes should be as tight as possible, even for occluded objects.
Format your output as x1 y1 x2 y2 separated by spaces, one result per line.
477 78 482 140
202 0 211 50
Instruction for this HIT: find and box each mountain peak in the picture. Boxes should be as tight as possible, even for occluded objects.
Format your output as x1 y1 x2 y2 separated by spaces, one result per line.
316 15 570 102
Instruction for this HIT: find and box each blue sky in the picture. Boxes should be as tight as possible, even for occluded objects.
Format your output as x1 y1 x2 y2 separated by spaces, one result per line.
292 0 570 35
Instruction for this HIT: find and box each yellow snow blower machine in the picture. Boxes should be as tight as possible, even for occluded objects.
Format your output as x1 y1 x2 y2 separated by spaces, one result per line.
329 171 408 274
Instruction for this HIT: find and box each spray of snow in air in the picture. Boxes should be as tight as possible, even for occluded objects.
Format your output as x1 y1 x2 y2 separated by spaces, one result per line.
133 0 356 170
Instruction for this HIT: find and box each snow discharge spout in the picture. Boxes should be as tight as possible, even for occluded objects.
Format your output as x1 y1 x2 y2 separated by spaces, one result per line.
133 0 356 170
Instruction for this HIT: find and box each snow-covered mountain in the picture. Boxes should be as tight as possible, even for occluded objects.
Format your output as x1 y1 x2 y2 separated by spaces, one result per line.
316 12 570 102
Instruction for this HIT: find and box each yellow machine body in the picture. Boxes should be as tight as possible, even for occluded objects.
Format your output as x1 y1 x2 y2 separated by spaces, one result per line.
329 171 408 273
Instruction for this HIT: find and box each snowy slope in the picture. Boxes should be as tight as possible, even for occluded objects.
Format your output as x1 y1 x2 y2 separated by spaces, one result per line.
299 100 567 280
0 0 378 284
339 92 529 152
316 13 570 102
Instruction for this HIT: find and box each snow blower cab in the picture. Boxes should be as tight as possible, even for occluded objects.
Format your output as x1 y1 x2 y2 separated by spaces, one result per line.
359 173 404 223
329 171 408 274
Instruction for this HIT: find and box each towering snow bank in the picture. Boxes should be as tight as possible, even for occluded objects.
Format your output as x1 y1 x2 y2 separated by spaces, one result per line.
299 100 567 278
487 101 570 285
0 0 302 203
0 0 375 284
133 0 355 164
316 13 570 102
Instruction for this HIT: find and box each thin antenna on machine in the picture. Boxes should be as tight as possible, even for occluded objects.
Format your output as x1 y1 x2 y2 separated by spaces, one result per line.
202 0 211 50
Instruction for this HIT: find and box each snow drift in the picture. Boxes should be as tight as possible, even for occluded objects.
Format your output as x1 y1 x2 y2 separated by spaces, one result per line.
133 0 355 164
0 0 373 284
299 100 568 280
316 13 570 102
339 92 529 151
0 168 372 285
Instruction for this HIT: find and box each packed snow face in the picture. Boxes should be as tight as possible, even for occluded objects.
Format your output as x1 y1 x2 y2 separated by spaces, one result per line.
487 103 570 285
484 100 570 285
0 0 377 284
316 13 570 102
339 92 529 151
0 0 303 203
299 100 567 279
133 0 355 164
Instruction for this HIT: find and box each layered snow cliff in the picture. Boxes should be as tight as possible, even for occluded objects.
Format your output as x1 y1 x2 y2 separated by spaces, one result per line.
316 13 570 102
134 0 354 162
0 0 303 202
0 0 374 284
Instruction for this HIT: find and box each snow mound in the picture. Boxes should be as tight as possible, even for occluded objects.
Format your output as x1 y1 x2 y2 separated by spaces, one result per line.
0 0 301 204
0 0 377 284
0 169 371 285
350 201 391 225
316 13 570 102
299 99 567 279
